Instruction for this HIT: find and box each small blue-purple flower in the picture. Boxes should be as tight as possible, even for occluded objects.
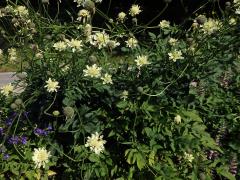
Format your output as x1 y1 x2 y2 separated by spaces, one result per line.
3 153 10 160
20 136 27 145
8 136 19 145
34 128 48 136
0 127 3 135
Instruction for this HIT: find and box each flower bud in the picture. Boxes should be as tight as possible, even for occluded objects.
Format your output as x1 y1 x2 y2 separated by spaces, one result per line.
10 103 18 110
63 106 74 119
137 86 143 93
89 55 97 64
196 15 207 25
83 0 95 14
225 2 231 6
14 98 23 105
52 110 60 116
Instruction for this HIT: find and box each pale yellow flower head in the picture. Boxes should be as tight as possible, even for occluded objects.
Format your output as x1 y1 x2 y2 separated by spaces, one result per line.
168 49 184 62
1 84 14 96
66 39 83 52
168 38 178 46
174 115 181 124
85 132 106 155
89 31 110 49
125 37 138 49
135 55 150 68
159 20 170 29
117 12 127 23
77 9 90 23
44 78 60 93
121 90 129 101
53 41 67 51
184 152 194 163
101 73 113 84
83 64 102 78
201 18 221 35
14 6 29 16
32 147 51 168
129 4 142 17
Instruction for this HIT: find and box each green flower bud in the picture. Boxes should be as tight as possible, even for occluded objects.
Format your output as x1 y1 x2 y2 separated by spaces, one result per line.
83 0 95 14
63 106 74 119
10 103 18 110
14 98 23 105
89 55 97 64
137 86 143 93
196 15 207 25
52 110 60 116
225 2 231 6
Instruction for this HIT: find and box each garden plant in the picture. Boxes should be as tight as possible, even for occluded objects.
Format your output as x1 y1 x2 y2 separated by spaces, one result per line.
0 0 240 179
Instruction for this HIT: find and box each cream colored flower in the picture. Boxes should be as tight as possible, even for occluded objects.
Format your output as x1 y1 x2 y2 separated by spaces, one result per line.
235 7 240 14
168 49 184 62
159 20 170 29
53 41 67 51
83 64 102 78
129 4 142 17
168 38 178 46
66 39 83 52
117 12 127 23
107 40 120 49
201 18 221 35
32 147 51 168
89 31 110 49
125 37 138 49
8 48 17 62
121 90 128 101
135 55 150 68
1 84 14 96
83 24 92 36
85 132 106 155
184 152 194 163
101 73 113 84
14 6 29 17
77 9 90 23
74 0 85 7
174 115 181 124
229 18 237 25
44 78 60 92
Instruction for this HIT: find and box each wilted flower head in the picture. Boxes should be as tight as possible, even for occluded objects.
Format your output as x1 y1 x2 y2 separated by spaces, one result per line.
83 23 92 36
44 78 60 92
117 12 127 23
83 64 102 78
1 84 14 96
101 73 113 84
129 4 142 17
77 9 90 23
107 40 120 50
89 31 110 49
32 147 51 168
168 49 184 62
159 20 170 29
135 55 150 68
85 132 106 155
125 37 138 49
201 18 221 35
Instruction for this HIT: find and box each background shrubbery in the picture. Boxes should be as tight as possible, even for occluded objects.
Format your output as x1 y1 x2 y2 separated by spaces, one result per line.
0 0 240 179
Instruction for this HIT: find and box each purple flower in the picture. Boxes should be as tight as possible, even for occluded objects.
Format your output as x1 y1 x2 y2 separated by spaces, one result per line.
34 128 48 136
47 125 53 131
5 118 13 126
0 127 3 135
3 153 10 160
8 136 19 145
20 136 27 145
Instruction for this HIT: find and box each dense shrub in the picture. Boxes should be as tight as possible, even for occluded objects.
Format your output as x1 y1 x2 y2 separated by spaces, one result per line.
0 0 240 179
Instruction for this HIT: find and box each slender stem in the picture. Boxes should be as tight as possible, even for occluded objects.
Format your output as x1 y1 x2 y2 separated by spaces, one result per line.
44 93 57 116
143 64 189 97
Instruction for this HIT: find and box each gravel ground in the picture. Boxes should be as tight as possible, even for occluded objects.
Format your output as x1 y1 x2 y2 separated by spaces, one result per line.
0 72 17 87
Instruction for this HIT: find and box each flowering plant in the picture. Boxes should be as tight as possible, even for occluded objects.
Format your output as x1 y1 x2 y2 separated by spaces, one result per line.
0 0 240 179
